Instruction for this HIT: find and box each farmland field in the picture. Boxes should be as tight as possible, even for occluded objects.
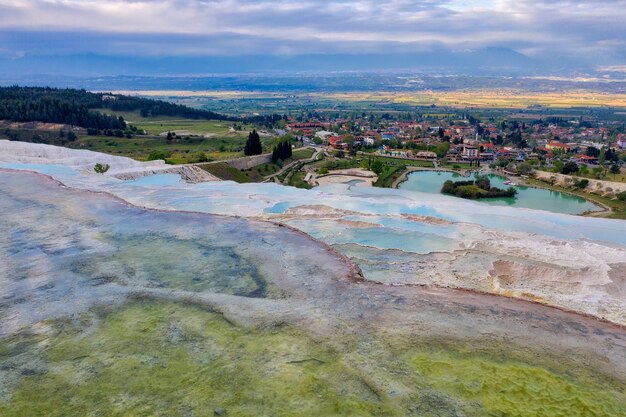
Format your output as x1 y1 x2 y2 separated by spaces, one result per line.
118 90 626 115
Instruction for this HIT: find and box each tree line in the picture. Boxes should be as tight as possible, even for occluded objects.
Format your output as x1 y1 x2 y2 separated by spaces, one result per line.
0 86 238 129
0 87 126 130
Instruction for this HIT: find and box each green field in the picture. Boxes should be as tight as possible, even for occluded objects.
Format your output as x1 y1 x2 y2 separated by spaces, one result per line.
288 170 313 189
0 111 278 164
440 161 478 169
200 163 254 183
77 135 244 164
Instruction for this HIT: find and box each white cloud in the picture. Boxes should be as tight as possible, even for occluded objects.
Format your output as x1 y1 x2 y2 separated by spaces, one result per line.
0 0 625 62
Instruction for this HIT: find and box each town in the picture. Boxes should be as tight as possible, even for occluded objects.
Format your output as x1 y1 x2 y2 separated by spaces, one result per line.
288 113 625 170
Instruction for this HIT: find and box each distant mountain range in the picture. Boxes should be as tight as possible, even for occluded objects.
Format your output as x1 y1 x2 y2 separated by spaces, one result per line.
0 47 576 80
2 47 622 93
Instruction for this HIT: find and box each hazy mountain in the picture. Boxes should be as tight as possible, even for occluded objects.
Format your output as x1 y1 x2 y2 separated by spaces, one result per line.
0 48 558 82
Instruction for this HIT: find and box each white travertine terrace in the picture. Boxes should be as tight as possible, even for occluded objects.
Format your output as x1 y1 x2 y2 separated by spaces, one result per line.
1 141 625 325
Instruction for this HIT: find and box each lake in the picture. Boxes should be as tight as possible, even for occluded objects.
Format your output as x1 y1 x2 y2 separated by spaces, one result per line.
399 170 601 215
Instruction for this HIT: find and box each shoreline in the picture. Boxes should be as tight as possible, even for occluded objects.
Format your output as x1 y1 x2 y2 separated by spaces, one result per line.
394 166 612 217
392 165 475 188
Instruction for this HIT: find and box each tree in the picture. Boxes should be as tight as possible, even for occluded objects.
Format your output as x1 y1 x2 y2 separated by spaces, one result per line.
94 163 110 175
610 164 620 175
433 141 450 158
370 160 384 175
516 163 533 176
244 129 263 156
561 161 579 175
271 139 292 162
605 148 619 163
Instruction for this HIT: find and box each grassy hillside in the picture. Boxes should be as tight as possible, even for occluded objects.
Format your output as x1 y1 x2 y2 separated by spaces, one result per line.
200 163 254 183
0 109 278 164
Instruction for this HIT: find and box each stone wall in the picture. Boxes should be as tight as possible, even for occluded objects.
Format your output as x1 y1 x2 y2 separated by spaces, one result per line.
223 153 272 170
114 165 220 183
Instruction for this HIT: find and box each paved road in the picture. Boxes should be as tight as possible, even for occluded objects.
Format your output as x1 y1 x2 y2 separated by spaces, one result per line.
263 147 323 183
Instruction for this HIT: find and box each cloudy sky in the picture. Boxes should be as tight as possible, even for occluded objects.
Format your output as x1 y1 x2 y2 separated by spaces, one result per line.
1 0 625 66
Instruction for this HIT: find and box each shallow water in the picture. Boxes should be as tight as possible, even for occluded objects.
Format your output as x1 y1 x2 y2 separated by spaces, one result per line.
2 163 626 326
2 299 625 417
3 163 624 246
124 173 183 186
1 170 625 416
0 162 77 176
400 170 600 214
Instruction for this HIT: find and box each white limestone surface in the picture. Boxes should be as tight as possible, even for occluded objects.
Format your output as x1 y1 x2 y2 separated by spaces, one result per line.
0 140 168 174
1 141 625 324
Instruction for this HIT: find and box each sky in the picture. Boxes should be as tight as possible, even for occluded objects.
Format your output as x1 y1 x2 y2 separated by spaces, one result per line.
0 0 625 72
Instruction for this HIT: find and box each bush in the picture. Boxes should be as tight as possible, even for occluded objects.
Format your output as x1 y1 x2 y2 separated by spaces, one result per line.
573 178 589 189
617 191 626 202
561 161 579 175
475 175 491 190
147 150 171 161
441 178 516 199
194 152 209 163
94 163 110 174
441 180 455 194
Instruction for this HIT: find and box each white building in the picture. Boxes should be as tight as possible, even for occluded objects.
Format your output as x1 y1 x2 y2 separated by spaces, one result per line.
462 145 479 159
363 137 375 146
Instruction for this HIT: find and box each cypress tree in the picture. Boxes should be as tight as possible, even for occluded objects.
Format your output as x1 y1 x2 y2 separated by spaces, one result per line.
245 129 262 156
270 138 292 162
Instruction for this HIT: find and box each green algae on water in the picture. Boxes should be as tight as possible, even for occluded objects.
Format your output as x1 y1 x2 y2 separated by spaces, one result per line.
408 349 626 417
1 300 625 417
0 300 398 417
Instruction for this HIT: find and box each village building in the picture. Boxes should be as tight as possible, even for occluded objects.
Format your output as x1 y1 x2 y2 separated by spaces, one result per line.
461 144 479 160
